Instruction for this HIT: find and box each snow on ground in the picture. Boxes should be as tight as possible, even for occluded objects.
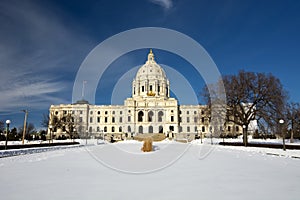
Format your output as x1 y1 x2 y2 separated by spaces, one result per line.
0 139 300 200
0 139 81 145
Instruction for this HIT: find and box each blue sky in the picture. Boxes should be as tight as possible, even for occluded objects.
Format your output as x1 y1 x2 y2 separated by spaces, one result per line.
0 0 300 129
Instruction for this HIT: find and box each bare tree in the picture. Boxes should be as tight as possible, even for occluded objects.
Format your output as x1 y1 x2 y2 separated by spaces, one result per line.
49 113 78 140
286 102 300 143
41 113 49 128
202 71 288 146
0 120 4 133
18 123 36 140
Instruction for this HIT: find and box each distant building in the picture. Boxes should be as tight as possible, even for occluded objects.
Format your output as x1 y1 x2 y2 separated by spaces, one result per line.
48 50 246 140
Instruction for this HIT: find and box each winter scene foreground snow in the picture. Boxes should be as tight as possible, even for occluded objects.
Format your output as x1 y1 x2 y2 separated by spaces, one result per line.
0 139 300 200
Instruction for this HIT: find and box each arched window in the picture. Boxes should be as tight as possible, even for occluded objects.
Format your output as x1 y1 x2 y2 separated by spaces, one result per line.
139 126 143 134
138 111 144 122
149 126 153 133
128 126 131 133
148 111 154 122
228 126 231 132
159 126 163 133
179 126 183 133
158 111 164 122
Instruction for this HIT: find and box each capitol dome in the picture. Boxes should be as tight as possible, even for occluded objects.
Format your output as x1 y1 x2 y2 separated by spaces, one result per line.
132 49 170 98
135 49 167 81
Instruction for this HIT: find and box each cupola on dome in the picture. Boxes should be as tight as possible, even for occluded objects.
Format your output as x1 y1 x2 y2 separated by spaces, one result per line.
135 49 167 81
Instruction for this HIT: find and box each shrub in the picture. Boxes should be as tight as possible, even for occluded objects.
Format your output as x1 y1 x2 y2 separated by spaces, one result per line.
141 137 153 152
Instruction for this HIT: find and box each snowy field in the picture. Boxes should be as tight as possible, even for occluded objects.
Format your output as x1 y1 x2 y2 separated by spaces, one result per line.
1 139 300 200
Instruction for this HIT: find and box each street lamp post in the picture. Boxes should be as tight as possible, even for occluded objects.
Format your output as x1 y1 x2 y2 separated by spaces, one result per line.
279 119 285 151
209 126 213 145
243 125 247 147
5 120 11 150
73 127 76 142
200 130 203 144
197 129 202 144
21 110 28 145
86 130 88 145
49 125 53 144
100 130 104 142
222 127 225 143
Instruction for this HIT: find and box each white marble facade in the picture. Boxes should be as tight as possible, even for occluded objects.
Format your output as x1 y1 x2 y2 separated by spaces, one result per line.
49 50 243 139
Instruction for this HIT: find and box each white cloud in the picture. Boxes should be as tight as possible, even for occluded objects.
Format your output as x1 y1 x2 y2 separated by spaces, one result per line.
149 0 173 10
0 0 93 113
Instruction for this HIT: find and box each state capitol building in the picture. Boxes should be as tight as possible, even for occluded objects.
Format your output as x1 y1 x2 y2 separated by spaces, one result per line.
48 50 244 140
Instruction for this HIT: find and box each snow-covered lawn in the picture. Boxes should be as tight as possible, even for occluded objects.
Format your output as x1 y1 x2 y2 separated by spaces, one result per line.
0 139 300 200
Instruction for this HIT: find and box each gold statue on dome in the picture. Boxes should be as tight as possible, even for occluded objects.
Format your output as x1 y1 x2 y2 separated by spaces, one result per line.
147 90 156 96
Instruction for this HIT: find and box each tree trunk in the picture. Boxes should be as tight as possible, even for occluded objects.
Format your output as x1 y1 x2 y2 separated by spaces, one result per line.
290 129 294 143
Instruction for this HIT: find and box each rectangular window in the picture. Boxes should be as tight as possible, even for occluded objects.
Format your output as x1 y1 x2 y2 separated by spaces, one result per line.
187 117 190 123
150 85 153 91
90 117 93 123
142 86 144 92
202 126 205 132
112 117 115 123
80 111 83 114
171 116 174 122
105 117 108 123
201 117 205 123
79 117 83 123
119 117 122 123
179 117 182 122
187 111 189 115
187 126 190 132
97 117 100 123
128 116 131 122
194 117 197 123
